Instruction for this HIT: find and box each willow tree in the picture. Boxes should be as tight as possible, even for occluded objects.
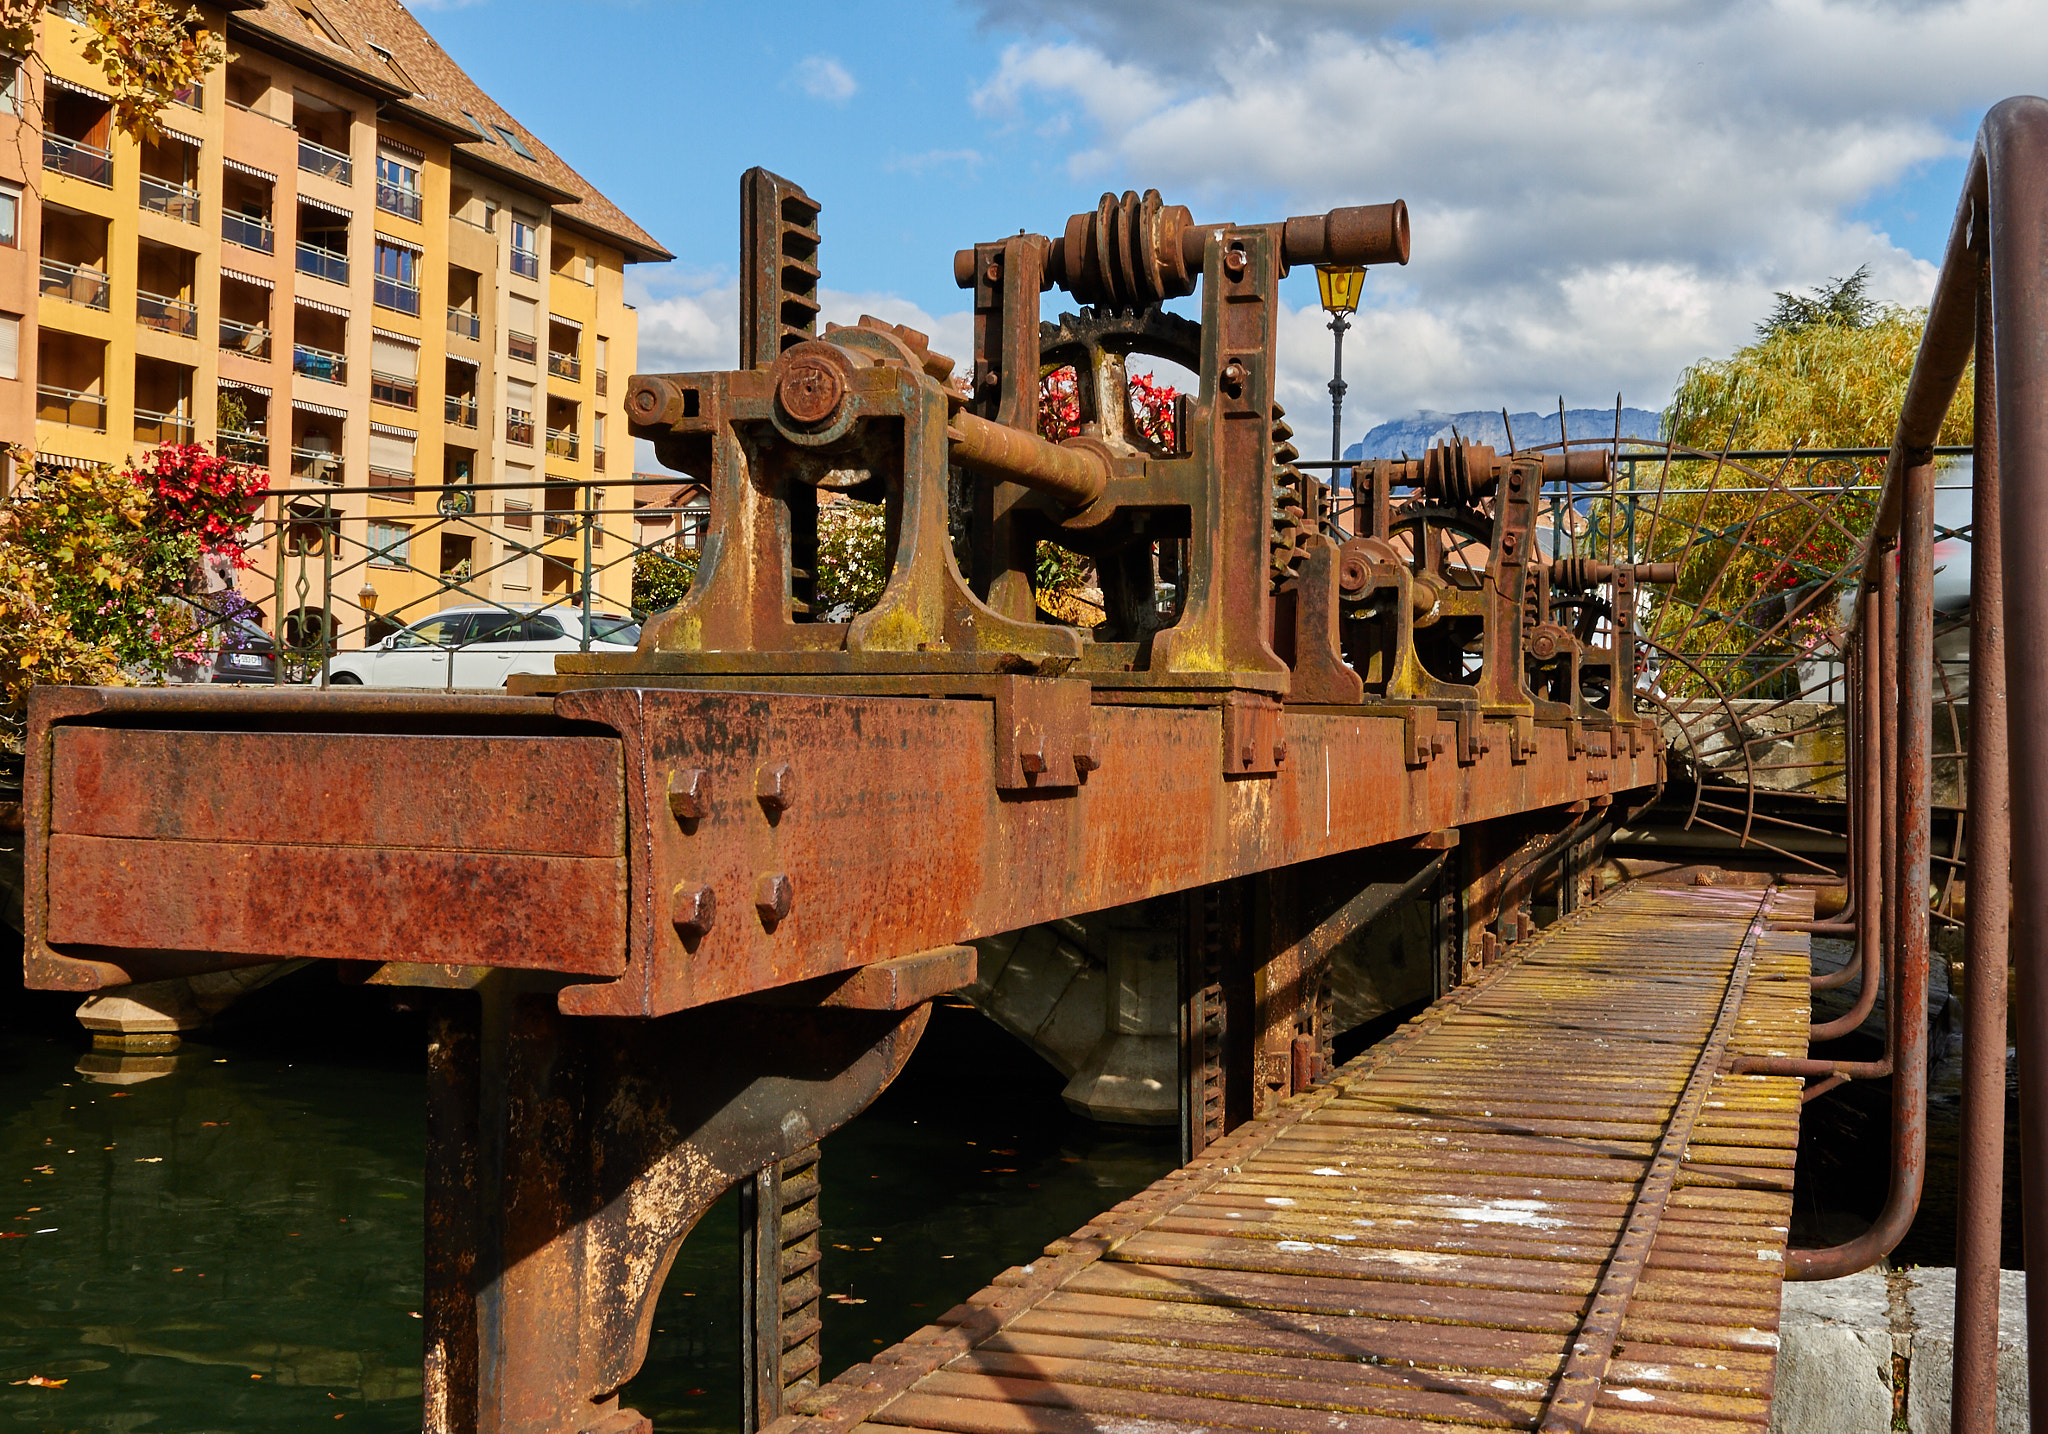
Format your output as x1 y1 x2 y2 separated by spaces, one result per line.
1621 269 1972 698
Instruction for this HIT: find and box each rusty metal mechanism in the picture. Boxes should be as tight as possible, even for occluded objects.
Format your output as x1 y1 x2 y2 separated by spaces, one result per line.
17 166 1682 1434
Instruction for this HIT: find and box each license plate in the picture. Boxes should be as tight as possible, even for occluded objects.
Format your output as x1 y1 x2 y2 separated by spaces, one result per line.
230 654 265 668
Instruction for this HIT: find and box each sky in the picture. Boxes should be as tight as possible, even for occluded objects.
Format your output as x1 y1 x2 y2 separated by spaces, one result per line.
408 0 2041 473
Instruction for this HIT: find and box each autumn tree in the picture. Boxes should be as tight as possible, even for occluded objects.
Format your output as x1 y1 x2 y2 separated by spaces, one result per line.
5 0 226 143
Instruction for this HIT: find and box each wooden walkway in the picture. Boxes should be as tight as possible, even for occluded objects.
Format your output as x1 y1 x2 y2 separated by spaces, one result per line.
771 883 1816 1434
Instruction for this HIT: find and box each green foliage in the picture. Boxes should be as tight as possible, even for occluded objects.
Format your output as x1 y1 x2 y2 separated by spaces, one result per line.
1034 541 1098 626
632 543 697 615
1632 289 1972 700
814 500 887 615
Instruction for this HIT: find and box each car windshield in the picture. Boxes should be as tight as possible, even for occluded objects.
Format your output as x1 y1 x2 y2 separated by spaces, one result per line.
587 615 641 645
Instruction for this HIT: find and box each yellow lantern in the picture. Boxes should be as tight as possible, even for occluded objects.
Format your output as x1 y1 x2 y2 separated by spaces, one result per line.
1316 264 1366 315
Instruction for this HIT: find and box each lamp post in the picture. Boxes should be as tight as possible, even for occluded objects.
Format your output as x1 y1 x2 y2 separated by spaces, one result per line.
1316 264 1365 468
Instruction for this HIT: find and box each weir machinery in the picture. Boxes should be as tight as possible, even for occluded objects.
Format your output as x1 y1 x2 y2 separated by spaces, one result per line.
21 169 1667 1434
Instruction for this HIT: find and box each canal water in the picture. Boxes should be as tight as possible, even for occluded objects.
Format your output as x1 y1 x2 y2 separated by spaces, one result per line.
0 973 1177 1433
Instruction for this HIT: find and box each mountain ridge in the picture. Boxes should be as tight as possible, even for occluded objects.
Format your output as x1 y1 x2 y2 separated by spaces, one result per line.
1343 407 1665 462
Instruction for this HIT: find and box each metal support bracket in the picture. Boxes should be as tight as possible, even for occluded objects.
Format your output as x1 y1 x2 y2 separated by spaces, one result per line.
992 676 1094 790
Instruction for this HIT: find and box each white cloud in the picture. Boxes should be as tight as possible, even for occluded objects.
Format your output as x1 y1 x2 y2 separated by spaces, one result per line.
948 0 2035 453
790 55 858 105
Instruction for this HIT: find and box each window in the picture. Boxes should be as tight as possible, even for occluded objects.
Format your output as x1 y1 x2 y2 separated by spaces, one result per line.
504 499 532 531
367 521 411 567
0 314 18 381
366 43 417 91
462 110 495 144
371 332 419 408
0 184 17 248
0 60 19 117
492 125 535 161
510 215 538 278
294 3 342 44
368 425 416 487
376 146 421 222
373 239 420 314
583 253 595 284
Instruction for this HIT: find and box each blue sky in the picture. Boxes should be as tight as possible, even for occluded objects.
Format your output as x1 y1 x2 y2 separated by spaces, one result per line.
412 0 2027 462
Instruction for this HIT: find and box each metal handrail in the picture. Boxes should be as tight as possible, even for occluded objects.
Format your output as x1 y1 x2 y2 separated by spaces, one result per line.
545 427 579 459
297 136 351 184
220 317 272 359
289 447 344 484
292 342 347 385
446 394 478 426
137 289 198 337
510 248 540 279
37 384 107 430
374 277 421 315
548 351 581 381
219 429 269 464
40 257 110 310
139 175 200 222
371 370 419 409
376 183 423 222
508 331 537 364
43 133 111 186
222 211 275 253
505 409 535 445
447 307 480 340
295 242 348 286
134 407 195 444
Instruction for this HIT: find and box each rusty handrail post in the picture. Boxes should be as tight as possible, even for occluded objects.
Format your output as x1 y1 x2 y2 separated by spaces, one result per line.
1787 460 1931 1280
1810 585 1889 1035
1952 239 2012 1434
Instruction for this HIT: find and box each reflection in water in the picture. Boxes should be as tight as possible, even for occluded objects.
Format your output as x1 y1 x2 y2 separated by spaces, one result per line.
2 984 1175 1433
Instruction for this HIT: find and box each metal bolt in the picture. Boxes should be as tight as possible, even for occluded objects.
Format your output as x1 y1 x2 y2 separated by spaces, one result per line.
1240 741 1257 769
980 368 1001 389
1272 739 1288 765
755 872 795 927
670 883 716 940
667 767 708 821
1220 359 1247 396
1222 246 1248 278
1018 734 1047 776
984 258 1002 283
756 761 794 816
1073 735 1101 774
1501 532 1519 556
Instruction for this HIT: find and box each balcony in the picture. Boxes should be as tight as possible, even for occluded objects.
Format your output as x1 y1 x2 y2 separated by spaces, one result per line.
595 369 607 398
371 370 418 409
37 384 107 431
545 427 579 460
447 307 480 341
298 137 351 185
543 513 577 540
40 258 110 311
138 290 199 339
510 248 539 280
376 183 422 222
220 317 271 360
373 277 421 316
368 465 415 492
140 176 200 224
296 243 348 286
505 408 534 445
219 429 269 465
44 133 111 187
547 350 581 382
290 447 343 485
135 407 194 445
507 331 536 365
293 342 347 385
445 394 477 427
222 211 275 254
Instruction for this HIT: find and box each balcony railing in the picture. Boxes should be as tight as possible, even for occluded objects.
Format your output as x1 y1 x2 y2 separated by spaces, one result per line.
542 513 577 539
298 137 351 184
376 183 422 222
548 351 581 381
293 342 347 385
289 447 343 484
506 408 534 445
510 248 539 280
545 427 579 460
134 407 194 445
43 133 111 186
138 289 199 338
220 317 272 359
507 331 537 364
371 370 418 409
140 175 200 223
368 465 415 492
447 307 480 341
37 384 106 431
373 277 421 316
445 394 478 427
219 429 269 466
222 211 275 253
296 243 348 286
595 369 608 397
40 258 110 310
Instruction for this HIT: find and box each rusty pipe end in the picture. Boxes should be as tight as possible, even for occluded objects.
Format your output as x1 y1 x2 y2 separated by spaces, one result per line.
1282 201 1410 270
1633 562 1681 585
626 375 697 430
1539 449 1613 485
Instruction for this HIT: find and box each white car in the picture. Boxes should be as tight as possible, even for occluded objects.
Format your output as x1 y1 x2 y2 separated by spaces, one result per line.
326 604 641 688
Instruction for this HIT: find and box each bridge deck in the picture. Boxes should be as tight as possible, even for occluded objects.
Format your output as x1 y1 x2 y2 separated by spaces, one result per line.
775 884 1815 1434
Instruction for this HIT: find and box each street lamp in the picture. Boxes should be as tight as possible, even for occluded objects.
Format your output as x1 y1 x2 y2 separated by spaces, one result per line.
357 581 378 616
1316 264 1366 468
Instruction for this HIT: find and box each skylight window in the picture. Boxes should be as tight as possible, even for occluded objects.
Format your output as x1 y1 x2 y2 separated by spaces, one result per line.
461 110 495 143
366 41 417 91
492 125 535 161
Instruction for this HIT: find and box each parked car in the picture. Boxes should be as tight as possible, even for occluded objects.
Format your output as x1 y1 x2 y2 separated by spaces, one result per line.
166 597 279 685
325 604 640 688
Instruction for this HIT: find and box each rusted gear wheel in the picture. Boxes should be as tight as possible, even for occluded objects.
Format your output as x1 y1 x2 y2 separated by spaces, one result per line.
1038 306 1203 456
1269 404 1313 589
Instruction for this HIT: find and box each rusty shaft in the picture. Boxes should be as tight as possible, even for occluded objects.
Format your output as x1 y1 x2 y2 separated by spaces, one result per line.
946 412 1109 509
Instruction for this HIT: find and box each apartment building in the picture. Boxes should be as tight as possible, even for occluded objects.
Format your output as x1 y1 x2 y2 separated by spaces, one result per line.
2 0 670 640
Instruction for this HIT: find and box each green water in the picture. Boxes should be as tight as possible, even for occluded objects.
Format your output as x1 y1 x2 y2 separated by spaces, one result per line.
0 981 1176 1433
